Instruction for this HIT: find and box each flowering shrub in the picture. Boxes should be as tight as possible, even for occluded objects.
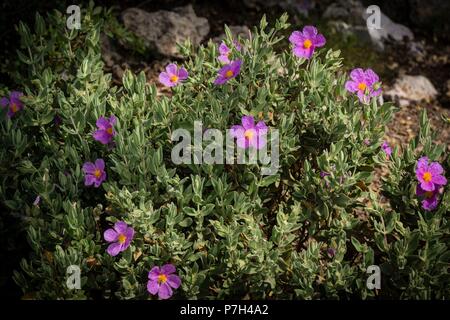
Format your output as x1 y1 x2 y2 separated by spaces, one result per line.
1 7 449 299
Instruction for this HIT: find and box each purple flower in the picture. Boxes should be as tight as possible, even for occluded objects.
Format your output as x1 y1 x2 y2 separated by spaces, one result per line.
0 91 24 118
364 139 371 146
381 141 392 158
147 264 181 300
158 63 188 87
214 59 242 85
93 115 116 145
230 115 268 150
415 157 447 192
82 159 107 187
416 185 442 211
345 68 382 104
289 26 326 59
218 41 241 64
103 221 135 256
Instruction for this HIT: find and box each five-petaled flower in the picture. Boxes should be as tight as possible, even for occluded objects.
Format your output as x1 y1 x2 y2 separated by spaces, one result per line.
103 221 135 256
93 115 117 145
345 68 382 104
1 91 24 118
289 26 326 59
230 115 268 150
214 59 242 85
159 63 189 87
415 156 447 192
147 264 181 300
218 41 241 64
83 159 107 187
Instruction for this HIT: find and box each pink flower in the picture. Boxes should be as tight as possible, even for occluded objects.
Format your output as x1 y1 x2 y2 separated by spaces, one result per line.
415 156 447 192
214 59 242 85
345 68 382 104
82 159 107 187
158 63 188 87
218 41 241 64
289 26 326 59
93 115 116 145
230 115 268 149
0 91 24 118
103 221 135 256
147 264 181 300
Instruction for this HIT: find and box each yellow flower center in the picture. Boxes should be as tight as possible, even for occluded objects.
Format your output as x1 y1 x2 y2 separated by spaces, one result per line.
94 169 102 178
423 172 432 182
244 129 254 140
118 234 127 244
303 39 312 49
225 70 234 78
170 75 179 83
106 127 113 135
11 103 18 113
357 82 367 91
158 274 168 284
424 191 434 198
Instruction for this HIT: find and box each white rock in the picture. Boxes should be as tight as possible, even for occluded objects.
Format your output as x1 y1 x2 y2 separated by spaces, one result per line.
385 75 438 106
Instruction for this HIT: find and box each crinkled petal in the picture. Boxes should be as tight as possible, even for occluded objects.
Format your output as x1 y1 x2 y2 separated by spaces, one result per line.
147 279 159 295
96 116 109 129
161 264 176 275
303 25 318 38
167 274 181 289
420 180 435 192
241 116 255 130
82 162 96 174
433 175 447 186
106 242 122 256
313 34 326 47
429 162 443 175
158 282 173 299
255 121 268 135
345 80 358 93
114 221 128 234
177 68 189 80
289 31 304 45
166 63 178 76
350 68 365 82
293 46 313 59
230 125 244 138
103 228 118 242
219 43 230 55
84 175 95 186
159 72 175 87
95 159 105 171
148 266 161 280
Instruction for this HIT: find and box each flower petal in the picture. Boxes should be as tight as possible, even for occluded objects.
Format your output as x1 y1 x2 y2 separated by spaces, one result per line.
313 34 326 47
106 242 122 256
147 279 159 295
148 267 161 280
241 116 255 130
158 282 173 299
95 159 105 171
82 162 96 174
167 274 181 289
166 63 178 76
303 25 318 38
350 68 365 82
161 264 176 275
103 228 118 242
0 97 9 108
114 221 128 234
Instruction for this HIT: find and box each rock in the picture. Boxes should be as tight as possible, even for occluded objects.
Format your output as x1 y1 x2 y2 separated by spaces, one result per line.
323 0 413 50
385 75 438 106
211 25 251 44
121 5 210 58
